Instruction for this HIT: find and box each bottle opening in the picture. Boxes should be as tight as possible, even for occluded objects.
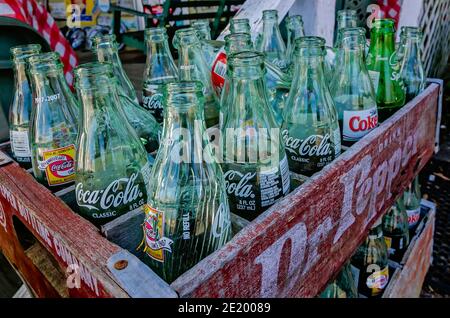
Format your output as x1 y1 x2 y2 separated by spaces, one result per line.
263 10 278 20
372 19 395 32
164 81 204 111
27 52 62 73
228 51 265 67
287 15 304 29
400 26 423 40
145 27 168 41
173 28 200 48
294 36 326 57
224 33 253 54
11 44 41 61
92 34 117 51
337 9 357 20
74 62 114 90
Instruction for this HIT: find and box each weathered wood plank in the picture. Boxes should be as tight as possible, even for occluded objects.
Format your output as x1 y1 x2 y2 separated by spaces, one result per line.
170 84 440 298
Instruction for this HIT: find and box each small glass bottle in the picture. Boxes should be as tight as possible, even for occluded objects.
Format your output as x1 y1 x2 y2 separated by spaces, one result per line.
143 27 178 123
285 15 305 66
382 199 410 262
173 28 220 127
74 62 151 227
330 29 378 147
28 52 78 190
257 10 288 70
351 218 389 298
221 51 290 220
366 19 406 122
403 177 422 230
399 27 426 102
142 81 232 283
282 37 341 176
9 44 41 169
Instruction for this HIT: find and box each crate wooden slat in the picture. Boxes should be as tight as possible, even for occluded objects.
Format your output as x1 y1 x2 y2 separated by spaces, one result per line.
0 83 441 298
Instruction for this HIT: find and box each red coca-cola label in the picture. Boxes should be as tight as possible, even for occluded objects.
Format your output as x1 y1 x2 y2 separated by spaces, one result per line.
211 50 227 93
38 144 76 186
343 107 378 142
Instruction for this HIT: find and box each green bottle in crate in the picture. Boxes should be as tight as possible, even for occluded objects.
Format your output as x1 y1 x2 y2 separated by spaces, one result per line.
403 177 422 230
320 262 358 298
28 52 79 190
382 199 410 263
141 81 232 283
9 44 41 169
74 63 150 227
351 218 389 298
366 19 406 122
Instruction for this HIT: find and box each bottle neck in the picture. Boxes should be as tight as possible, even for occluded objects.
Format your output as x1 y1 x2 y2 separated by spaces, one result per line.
401 38 422 62
144 39 178 81
370 30 396 56
13 62 30 93
294 55 327 83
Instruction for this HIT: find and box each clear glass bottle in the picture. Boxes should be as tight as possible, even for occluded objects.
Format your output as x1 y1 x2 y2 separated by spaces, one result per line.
191 19 217 68
74 62 151 227
143 27 178 123
366 19 406 122
403 177 422 230
399 27 425 102
351 218 389 298
28 52 78 190
330 29 378 147
320 262 358 298
285 15 305 66
282 37 341 176
382 199 410 262
142 81 232 283
9 44 41 169
257 10 288 70
221 51 290 220
173 28 220 127
93 33 161 154
230 18 251 35
334 10 358 47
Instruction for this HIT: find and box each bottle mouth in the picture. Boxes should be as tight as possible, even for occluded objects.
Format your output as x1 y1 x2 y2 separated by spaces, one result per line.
164 81 204 110
372 19 395 31
231 18 250 26
263 10 278 19
27 52 62 73
294 36 326 57
287 15 304 28
74 62 115 90
400 26 423 40
228 51 265 67
173 28 200 48
338 27 366 46
11 44 41 61
224 33 253 54
92 34 117 49
191 19 211 29
144 27 168 43
337 9 357 19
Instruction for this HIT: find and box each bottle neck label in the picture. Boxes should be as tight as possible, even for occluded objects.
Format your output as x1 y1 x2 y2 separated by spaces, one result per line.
38 144 76 186
342 107 378 142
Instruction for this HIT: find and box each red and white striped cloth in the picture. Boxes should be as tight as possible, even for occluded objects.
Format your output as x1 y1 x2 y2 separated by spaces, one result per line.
0 0 78 86
377 0 403 27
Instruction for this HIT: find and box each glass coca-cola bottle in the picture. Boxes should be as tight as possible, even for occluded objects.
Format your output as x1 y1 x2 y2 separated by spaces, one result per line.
330 28 378 147
366 19 406 121
221 51 290 220
257 10 288 70
399 27 426 102
142 81 232 283
74 62 150 227
9 44 41 169
282 37 341 176
28 52 78 190
382 199 410 262
173 28 220 127
351 218 389 298
143 27 178 123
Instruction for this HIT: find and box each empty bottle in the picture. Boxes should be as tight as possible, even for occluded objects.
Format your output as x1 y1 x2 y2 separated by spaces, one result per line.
257 10 288 70
9 44 41 169
221 51 290 220
330 29 378 147
93 34 161 154
282 37 341 176
403 177 422 230
351 218 389 298
173 28 220 127
285 15 305 67
143 27 178 123
366 19 406 122
28 52 78 189
382 199 410 262
74 62 151 226
399 27 426 102
142 81 232 283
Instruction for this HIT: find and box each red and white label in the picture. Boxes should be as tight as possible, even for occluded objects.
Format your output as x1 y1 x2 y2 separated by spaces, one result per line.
343 107 378 142
406 208 420 228
211 50 227 93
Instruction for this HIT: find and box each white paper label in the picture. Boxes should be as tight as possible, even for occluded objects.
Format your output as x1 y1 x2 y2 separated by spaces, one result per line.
10 130 31 158
343 107 378 142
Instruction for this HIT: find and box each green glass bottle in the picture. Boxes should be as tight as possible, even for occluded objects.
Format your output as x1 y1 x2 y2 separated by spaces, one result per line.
366 19 406 122
9 44 41 169
282 37 341 176
74 62 150 227
403 177 422 230
28 52 78 190
285 15 305 66
382 199 410 262
221 51 290 220
173 28 220 128
399 27 425 102
93 34 161 154
230 18 251 35
142 81 232 283
143 27 178 123
320 262 358 298
257 10 288 70
351 218 389 298
330 28 378 147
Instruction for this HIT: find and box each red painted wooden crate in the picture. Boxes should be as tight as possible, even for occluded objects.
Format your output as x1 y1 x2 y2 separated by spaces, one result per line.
0 83 441 298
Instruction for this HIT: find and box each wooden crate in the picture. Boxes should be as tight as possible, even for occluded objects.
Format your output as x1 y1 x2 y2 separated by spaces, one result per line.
0 83 441 298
